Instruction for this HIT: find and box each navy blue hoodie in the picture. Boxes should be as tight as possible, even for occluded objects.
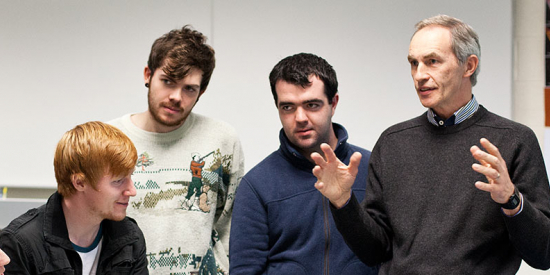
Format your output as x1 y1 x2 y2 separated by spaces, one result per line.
230 123 379 274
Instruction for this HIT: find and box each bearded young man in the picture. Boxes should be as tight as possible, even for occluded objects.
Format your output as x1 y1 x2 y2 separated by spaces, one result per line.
108 26 244 274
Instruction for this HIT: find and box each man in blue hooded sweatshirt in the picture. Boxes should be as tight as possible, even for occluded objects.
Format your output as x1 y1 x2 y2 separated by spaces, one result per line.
230 53 379 275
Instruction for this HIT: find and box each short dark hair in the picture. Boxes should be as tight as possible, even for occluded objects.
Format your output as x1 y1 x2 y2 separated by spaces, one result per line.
269 53 338 104
147 25 215 92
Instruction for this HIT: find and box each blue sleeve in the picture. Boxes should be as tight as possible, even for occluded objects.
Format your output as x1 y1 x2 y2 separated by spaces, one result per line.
229 177 269 274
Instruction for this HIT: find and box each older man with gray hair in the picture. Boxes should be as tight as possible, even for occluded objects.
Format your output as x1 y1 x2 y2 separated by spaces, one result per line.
312 15 550 274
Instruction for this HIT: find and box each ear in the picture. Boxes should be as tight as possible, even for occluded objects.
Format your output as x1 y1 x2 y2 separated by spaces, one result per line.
330 93 339 116
71 173 87 192
463 54 479 78
143 66 152 85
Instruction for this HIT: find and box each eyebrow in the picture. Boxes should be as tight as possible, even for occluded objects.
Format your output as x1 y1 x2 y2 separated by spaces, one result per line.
158 72 175 81
159 73 201 89
408 52 441 62
303 99 324 105
277 101 295 107
184 84 201 89
424 52 440 59
277 98 324 107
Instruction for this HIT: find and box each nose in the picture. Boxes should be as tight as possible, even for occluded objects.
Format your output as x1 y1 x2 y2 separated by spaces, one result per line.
413 63 430 82
295 107 308 123
125 179 137 197
168 88 182 102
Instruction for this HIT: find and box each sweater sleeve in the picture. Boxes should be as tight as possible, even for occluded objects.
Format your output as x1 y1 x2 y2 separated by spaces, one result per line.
503 128 550 269
214 137 245 260
229 177 270 274
331 143 393 266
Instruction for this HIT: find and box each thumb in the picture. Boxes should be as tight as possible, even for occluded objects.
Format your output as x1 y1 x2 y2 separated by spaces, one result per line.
348 152 362 176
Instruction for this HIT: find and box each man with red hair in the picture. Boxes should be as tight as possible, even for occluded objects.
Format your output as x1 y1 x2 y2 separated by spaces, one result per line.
0 121 147 274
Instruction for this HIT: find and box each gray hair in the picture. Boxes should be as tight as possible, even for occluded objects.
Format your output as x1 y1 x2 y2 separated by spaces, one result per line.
414 15 481 86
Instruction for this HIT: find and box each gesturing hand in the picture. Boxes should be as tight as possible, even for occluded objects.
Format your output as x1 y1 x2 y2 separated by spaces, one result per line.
311 143 362 208
471 138 519 214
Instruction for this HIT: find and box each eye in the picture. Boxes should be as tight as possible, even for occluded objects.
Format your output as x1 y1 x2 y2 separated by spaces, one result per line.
162 79 173 85
183 86 199 94
280 105 293 112
429 59 437 65
409 60 418 67
112 178 125 186
307 103 320 109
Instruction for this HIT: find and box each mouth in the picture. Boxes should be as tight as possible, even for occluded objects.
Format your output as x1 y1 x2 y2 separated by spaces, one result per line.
116 202 129 207
418 86 437 94
162 104 182 114
296 129 313 136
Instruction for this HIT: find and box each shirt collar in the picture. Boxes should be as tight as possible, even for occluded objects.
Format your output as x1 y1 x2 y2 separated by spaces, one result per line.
427 95 479 127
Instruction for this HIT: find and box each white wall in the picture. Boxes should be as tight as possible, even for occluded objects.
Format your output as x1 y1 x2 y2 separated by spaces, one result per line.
0 0 212 187
3 1 549 274
0 0 512 188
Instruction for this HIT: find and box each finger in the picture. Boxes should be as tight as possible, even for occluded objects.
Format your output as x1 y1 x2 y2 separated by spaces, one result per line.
474 181 495 193
480 138 504 160
348 152 362 176
472 163 500 180
312 165 322 179
475 150 500 171
472 163 493 183
314 180 324 191
311 152 327 167
470 145 497 167
478 138 505 172
470 146 487 165
320 143 338 163
470 145 480 155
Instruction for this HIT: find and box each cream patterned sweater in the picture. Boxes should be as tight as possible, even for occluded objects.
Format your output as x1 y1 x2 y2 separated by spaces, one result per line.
109 112 244 275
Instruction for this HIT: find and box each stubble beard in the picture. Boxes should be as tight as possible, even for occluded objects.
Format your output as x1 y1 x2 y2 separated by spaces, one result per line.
148 90 186 128
304 124 333 155
89 203 125 222
291 120 334 157
293 131 324 157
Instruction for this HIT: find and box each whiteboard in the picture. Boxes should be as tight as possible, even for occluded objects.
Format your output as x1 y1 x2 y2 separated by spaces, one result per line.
0 0 512 188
